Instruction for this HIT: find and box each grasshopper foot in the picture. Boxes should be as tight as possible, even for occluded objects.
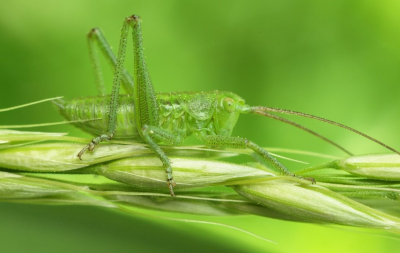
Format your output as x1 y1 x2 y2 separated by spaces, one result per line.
167 178 176 197
77 134 112 160
288 173 316 184
304 177 316 184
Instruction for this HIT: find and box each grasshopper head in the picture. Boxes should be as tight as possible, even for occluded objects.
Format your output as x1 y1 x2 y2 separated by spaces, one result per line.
214 91 250 136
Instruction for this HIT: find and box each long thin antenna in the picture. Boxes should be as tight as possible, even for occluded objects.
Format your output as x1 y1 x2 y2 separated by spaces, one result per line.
252 110 353 156
251 106 400 155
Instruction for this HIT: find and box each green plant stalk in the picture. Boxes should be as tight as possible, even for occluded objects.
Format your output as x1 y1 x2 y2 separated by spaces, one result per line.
2 129 400 232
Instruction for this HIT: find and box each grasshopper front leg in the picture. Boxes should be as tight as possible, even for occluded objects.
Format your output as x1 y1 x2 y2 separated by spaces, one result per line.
202 134 315 183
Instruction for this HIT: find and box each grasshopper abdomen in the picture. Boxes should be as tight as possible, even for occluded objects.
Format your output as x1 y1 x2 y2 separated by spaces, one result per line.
54 95 140 140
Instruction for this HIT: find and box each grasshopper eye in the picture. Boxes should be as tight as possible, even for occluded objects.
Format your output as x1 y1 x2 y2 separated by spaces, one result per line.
223 97 235 113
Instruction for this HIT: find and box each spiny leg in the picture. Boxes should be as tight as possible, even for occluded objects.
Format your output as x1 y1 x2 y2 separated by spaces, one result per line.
78 17 132 159
82 15 181 195
87 28 135 94
129 15 181 195
142 125 186 196
87 29 106 96
202 134 315 183
84 15 180 194
77 134 111 159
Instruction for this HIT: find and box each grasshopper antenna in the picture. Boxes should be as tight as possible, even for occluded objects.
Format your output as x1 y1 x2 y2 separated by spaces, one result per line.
250 106 400 155
253 110 353 156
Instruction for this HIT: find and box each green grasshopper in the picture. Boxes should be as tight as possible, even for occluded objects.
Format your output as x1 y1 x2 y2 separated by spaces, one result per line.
54 15 399 196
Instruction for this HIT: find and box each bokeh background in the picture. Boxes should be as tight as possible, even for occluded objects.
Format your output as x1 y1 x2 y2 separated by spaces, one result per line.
1 0 400 252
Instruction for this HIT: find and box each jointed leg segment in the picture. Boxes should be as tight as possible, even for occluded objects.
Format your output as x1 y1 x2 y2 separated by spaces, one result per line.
79 15 314 197
141 125 181 196
79 21 137 160
80 15 181 195
78 19 132 160
202 135 315 182
77 134 111 160
87 28 135 95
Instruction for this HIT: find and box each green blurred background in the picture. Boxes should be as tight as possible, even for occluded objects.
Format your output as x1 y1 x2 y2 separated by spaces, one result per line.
1 0 400 252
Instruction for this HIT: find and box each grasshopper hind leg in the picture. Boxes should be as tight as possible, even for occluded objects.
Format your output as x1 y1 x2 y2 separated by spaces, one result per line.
142 132 176 196
141 124 186 196
78 18 132 161
77 134 112 160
